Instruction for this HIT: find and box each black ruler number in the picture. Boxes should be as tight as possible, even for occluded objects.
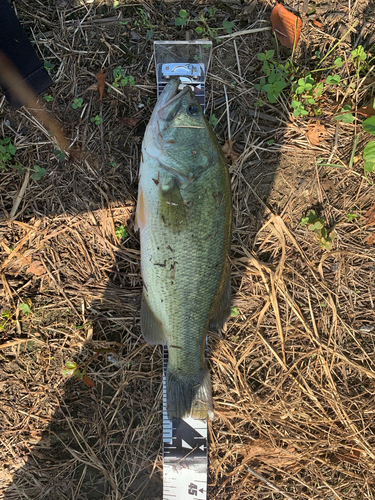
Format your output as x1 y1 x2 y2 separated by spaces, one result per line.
188 482 197 495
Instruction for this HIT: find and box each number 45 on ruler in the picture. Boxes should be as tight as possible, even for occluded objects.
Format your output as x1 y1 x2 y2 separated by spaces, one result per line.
189 483 205 496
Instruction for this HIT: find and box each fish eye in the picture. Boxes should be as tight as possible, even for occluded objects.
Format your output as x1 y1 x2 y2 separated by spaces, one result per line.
187 105 199 116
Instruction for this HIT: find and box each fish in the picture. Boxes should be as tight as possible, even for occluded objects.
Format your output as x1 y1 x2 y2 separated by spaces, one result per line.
135 78 232 420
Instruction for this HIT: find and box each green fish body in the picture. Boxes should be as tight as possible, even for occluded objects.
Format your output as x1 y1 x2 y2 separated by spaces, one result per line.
136 79 232 420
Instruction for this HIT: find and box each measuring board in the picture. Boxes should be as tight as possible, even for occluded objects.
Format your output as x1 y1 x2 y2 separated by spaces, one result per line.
154 40 212 500
162 346 208 500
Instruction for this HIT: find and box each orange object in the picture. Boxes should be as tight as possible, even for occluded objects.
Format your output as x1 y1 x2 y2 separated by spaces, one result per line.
270 3 303 49
312 17 323 28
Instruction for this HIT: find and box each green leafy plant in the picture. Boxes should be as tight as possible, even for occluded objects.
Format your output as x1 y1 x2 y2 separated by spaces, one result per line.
32 165 46 180
255 50 288 103
134 8 156 30
363 136 375 173
19 303 30 314
295 75 314 94
326 74 341 85
72 98 83 109
91 115 103 126
54 148 65 162
44 61 55 71
0 137 21 172
230 306 239 317
333 57 343 68
292 100 308 117
351 45 367 68
115 225 128 240
175 9 188 26
333 104 354 123
0 310 10 331
112 66 135 88
222 20 234 34
291 73 328 116
301 210 336 249
44 94 54 102
61 360 94 387
209 114 218 127
333 106 375 178
345 211 357 222
189 10 234 39
255 73 287 104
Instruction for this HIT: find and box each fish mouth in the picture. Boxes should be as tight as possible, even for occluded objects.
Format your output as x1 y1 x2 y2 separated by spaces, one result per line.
157 80 191 121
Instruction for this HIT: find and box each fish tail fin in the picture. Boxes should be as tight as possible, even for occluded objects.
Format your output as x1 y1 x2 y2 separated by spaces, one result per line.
167 365 214 420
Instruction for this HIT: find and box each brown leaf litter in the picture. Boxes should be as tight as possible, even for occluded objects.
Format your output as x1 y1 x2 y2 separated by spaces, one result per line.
305 121 326 145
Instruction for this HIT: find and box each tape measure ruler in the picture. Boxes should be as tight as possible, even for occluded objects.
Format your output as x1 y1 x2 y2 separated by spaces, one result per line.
154 41 213 500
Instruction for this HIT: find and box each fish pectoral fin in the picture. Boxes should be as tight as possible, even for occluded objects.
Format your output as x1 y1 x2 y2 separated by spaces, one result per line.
141 291 166 345
209 269 231 331
135 186 147 231
159 179 187 232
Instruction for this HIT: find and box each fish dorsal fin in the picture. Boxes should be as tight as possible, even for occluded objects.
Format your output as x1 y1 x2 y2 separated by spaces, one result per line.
159 179 187 232
134 186 147 231
141 290 166 345
209 268 231 331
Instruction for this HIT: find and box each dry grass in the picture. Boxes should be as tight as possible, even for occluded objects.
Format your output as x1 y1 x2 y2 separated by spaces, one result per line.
1 1 375 499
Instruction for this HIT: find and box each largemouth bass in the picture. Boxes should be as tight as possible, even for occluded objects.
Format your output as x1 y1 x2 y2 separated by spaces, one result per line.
136 78 232 420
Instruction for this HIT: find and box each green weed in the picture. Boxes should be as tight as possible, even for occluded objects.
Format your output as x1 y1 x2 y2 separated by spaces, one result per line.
115 225 128 240
254 44 367 119
175 9 188 26
230 306 239 317
134 8 155 30
209 114 218 127
333 100 375 178
91 115 103 126
72 98 83 109
333 104 354 123
176 9 234 38
44 61 55 71
254 50 288 103
112 66 135 88
345 211 357 222
301 210 336 249
0 137 21 172
54 148 65 162
44 94 54 102
0 310 10 331
19 303 30 314
32 165 46 180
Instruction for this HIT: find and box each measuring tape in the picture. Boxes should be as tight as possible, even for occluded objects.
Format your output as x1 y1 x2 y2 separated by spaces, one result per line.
162 346 208 499
154 41 212 500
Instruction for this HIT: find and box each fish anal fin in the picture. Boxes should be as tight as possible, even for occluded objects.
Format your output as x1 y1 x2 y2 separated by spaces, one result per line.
135 187 147 231
141 291 166 345
209 270 231 331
